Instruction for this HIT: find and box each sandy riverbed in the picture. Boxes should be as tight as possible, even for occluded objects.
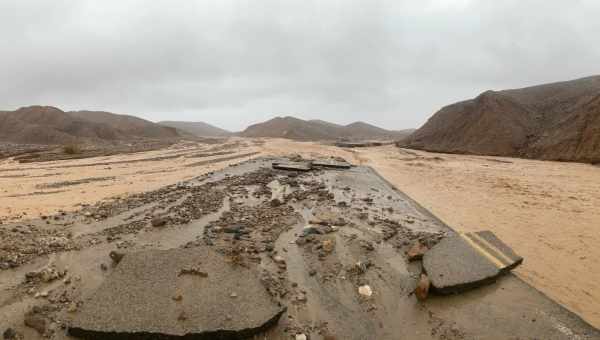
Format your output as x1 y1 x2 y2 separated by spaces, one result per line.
1 137 599 329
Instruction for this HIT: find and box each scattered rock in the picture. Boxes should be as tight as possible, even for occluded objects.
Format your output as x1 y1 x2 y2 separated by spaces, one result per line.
67 302 78 313
178 267 208 277
34 291 49 299
348 260 371 275
2 328 17 340
25 266 65 283
358 285 373 298
414 274 430 301
360 240 374 251
407 241 428 261
273 255 286 267
301 226 322 236
177 311 187 321
24 307 49 335
109 251 125 264
296 293 307 303
223 225 242 234
151 217 167 227
322 239 335 253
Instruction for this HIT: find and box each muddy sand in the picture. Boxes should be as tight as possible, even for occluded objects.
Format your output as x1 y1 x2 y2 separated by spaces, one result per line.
0 138 599 336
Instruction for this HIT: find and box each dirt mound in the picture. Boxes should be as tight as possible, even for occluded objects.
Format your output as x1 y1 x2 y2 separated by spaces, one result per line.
158 121 232 137
0 106 180 145
403 75 600 163
240 116 413 141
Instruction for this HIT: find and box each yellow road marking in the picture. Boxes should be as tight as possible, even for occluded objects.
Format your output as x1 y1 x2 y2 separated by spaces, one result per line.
468 232 514 266
460 233 505 269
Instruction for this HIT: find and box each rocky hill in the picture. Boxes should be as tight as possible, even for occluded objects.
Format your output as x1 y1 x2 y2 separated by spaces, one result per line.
0 106 180 145
158 121 231 137
403 75 600 163
240 116 412 141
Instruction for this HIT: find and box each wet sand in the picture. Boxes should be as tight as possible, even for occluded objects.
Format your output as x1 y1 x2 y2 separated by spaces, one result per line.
0 139 260 222
1 137 599 329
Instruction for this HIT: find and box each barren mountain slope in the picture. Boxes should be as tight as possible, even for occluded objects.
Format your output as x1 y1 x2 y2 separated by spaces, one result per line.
240 116 411 141
69 110 179 139
158 120 231 137
404 75 600 162
0 106 180 145
527 94 600 162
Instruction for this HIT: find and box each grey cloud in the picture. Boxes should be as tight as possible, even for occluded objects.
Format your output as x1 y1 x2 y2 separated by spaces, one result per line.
1 0 599 131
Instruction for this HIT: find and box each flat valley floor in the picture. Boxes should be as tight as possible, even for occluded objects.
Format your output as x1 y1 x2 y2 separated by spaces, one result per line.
1 137 599 330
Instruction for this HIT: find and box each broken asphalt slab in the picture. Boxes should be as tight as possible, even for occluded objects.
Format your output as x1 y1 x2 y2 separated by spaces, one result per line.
271 161 312 171
68 247 285 340
311 159 352 169
423 231 523 294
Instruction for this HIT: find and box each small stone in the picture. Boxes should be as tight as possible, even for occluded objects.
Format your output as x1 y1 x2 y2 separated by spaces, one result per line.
414 274 430 301
296 334 307 340
273 255 286 265
34 291 49 298
172 295 183 301
151 217 167 227
67 302 78 313
322 239 335 253
302 226 321 236
109 251 125 264
178 267 208 277
308 269 317 276
407 241 428 261
177 311 187 321
230 292 237 298
295 237 308 246
360 240 374 251
3 328 17 339
24 307 48 335
223 225 243 233
296 293 307 302
358 285 372 297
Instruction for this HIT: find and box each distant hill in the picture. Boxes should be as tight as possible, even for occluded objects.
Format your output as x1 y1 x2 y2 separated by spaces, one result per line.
0 106 180 145
240 116 413 141
403 75 600 163
158 121 231 137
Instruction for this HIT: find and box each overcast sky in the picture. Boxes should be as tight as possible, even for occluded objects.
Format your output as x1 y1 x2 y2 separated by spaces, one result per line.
1 0 599 131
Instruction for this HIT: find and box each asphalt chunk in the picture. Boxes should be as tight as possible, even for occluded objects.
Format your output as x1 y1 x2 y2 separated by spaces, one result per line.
311 159 351 169
272 161 312 171
423 231 523 294
69 247 285 340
